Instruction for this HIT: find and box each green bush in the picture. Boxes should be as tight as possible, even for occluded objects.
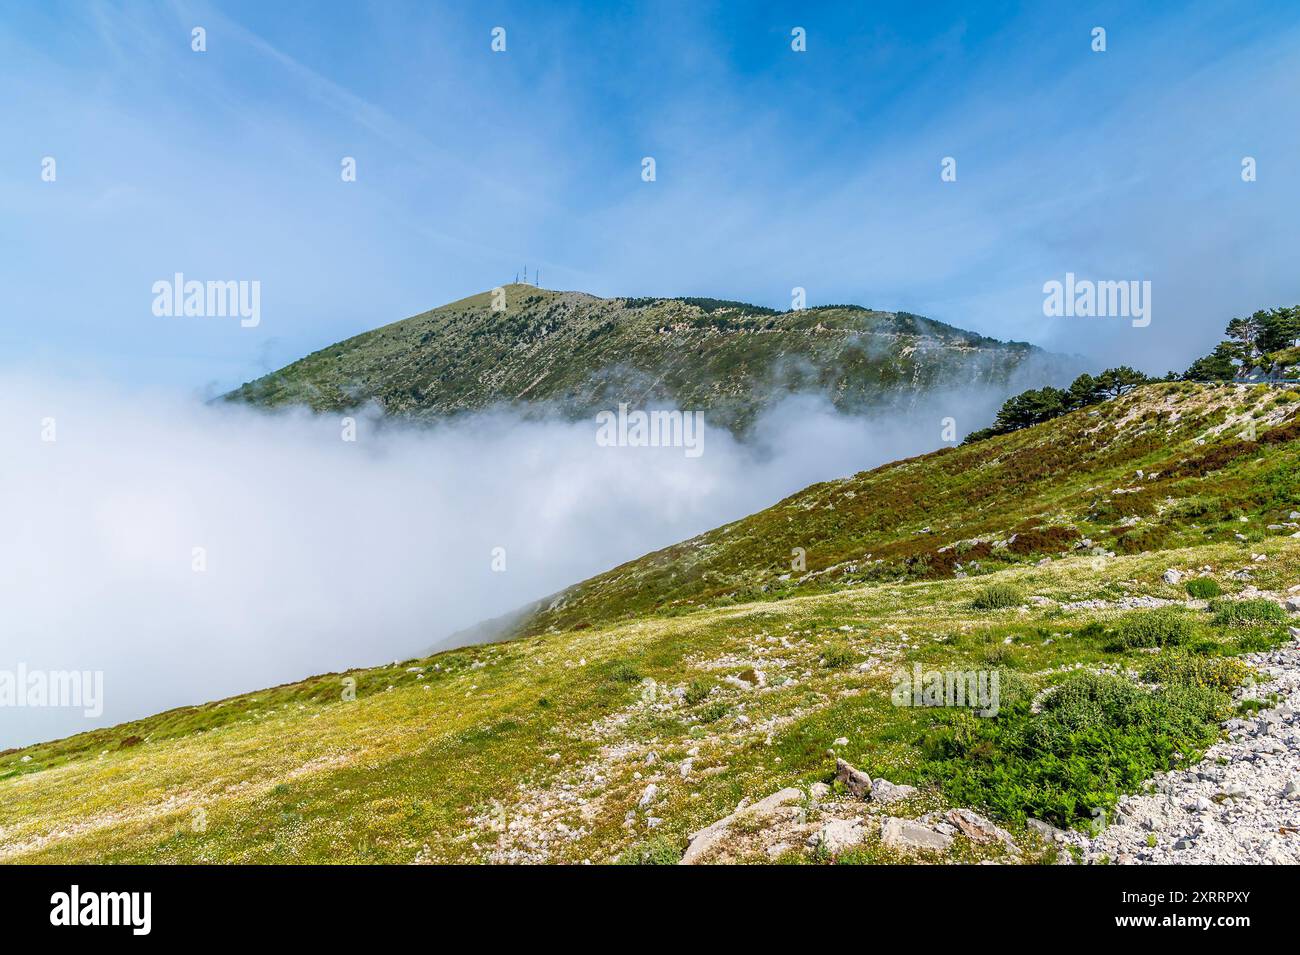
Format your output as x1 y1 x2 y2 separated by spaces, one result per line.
918 671 1227 828
982 642 1012 665
1037 671 1145 730
683 679 712 705
1184 578 1222 599
822 643 855 669
1106 608 1196 650
1075 622 1108 642
1211 599 1287 627
1141 653 1254 695
697 701 730 723
1232 628 1288 653
972 584 1023 610
616 837 680 865
607 660 643 684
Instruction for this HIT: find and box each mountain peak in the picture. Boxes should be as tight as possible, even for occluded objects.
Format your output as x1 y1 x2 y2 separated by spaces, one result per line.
226 289 1074 432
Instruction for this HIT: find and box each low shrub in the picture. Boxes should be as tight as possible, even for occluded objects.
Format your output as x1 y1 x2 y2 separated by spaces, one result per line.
616 837 680 865
697 701 730 723
1232 628 1288 654
972 584 1023 610
918 671 1227 828
1006 526 1080 555
683 679 711 705
1114 525 1170 555
982 642 1012 665
607 660 643 684
1211 599 1287 627
1141 653 1254 695
822 643 855 669
1106 608 1196 650
1074 622 1108 642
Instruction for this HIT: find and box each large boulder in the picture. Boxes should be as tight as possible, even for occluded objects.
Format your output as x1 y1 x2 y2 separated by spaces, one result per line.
881 817 953 853
835 758 873 798
679 787 803 864
946 808 1018 852
1026 817 1068 843
871 778 918 805
808 818 867 855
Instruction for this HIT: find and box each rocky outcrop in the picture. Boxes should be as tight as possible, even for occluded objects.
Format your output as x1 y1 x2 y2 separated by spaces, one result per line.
871 778 918 805
808 817 867 855
679 787 803 864
881 817 953 853
945 808 1018 853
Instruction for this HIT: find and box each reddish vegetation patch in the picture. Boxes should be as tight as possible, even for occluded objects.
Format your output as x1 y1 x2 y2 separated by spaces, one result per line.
1112 524 1172 555
1260 416 1300 445
1007 525 1080 555
1089 487 1165 523
1168 414 1299 478
923 541 995 577
1170 439 1258 478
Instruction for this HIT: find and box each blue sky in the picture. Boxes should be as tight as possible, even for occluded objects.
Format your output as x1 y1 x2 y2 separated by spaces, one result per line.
2 0 1299 391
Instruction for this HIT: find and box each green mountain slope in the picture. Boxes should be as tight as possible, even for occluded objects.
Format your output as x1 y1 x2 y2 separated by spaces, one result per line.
3 382 1298 864
225 285 1067 433
518 381 1300 636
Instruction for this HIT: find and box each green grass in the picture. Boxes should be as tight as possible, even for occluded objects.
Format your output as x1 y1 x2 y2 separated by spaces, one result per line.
1 534 1293 863
1185 578 1223 599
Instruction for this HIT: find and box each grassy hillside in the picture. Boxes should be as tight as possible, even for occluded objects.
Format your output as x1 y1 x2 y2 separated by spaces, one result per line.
225 286 1066 434
518 381 1300 636
3 382 1298 864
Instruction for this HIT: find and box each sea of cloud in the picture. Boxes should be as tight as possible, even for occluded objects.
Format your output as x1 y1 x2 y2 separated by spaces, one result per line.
0 371 1046 747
